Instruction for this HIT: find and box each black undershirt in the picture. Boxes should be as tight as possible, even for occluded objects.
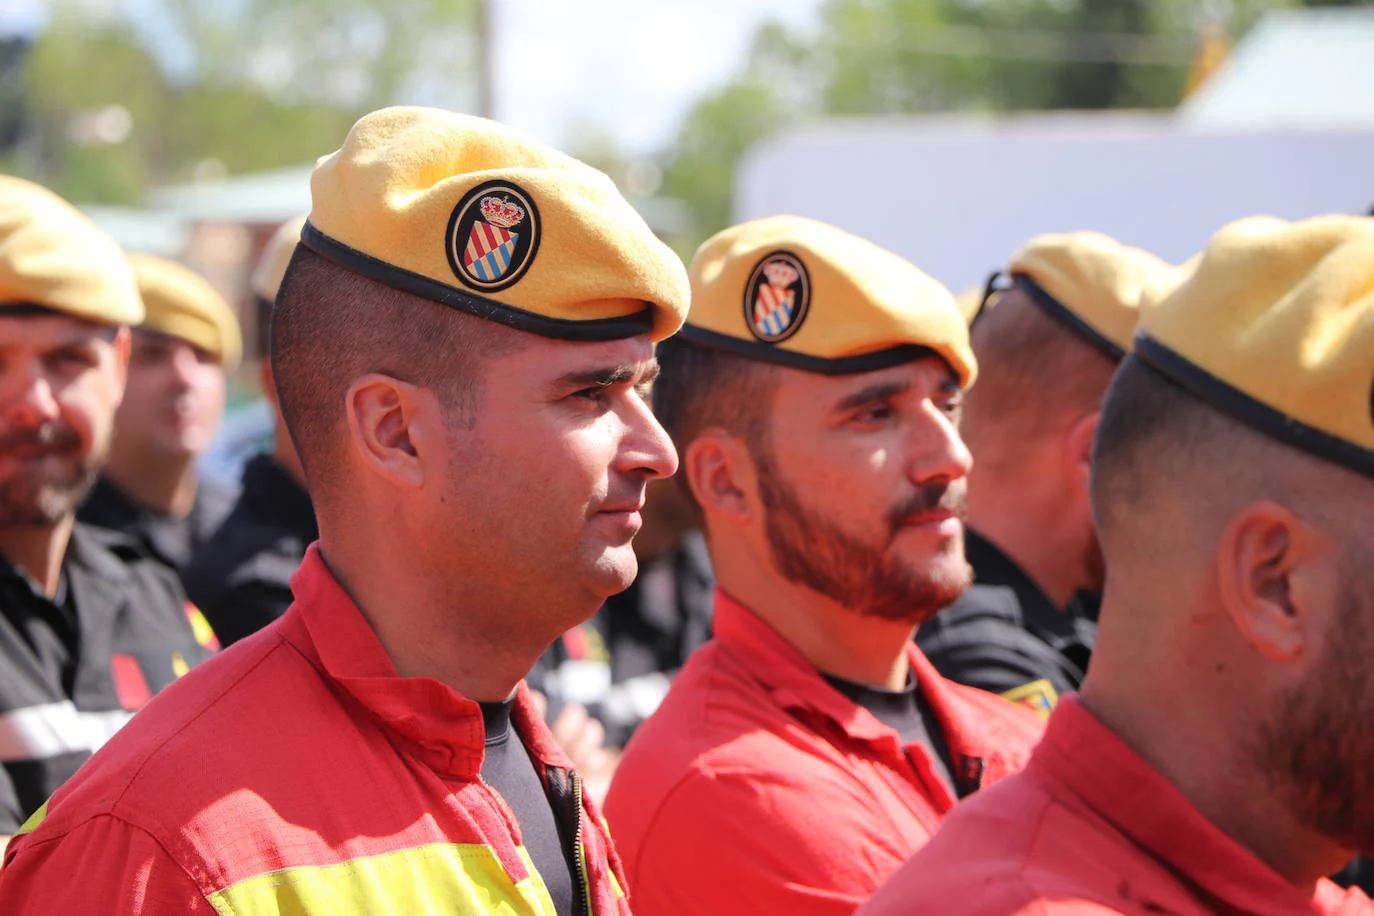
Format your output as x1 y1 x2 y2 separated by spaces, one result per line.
824 673 956 797
478 699 575 915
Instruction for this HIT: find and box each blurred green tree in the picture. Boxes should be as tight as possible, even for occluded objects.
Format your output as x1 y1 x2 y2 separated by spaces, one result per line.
8 0 476 204
660 0 1337 249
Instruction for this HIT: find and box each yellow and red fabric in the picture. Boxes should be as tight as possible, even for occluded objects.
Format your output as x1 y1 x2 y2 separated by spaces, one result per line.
0 547 627 915
604 591 1044 916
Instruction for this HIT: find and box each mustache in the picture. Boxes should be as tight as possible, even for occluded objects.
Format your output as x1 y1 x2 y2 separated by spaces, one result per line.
887 482 967 530
0 422 83 454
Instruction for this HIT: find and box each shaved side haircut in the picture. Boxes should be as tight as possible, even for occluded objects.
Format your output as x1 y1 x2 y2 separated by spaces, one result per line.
652 336 778 510
271 247 524 490
962 288 1118 473
1091 356 1371 558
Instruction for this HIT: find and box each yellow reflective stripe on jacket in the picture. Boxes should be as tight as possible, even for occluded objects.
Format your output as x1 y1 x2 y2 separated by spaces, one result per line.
205 843 557 916
15 800 47 837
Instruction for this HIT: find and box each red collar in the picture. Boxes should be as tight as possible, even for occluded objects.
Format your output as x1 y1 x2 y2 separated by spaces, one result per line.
711 589 1015 769
1036 697 1346 914
280 545 571 780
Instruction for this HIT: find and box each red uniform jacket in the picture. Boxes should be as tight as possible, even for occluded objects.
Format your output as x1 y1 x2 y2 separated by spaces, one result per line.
0 546 628 915
604 590 1045 916
859 697 1373 916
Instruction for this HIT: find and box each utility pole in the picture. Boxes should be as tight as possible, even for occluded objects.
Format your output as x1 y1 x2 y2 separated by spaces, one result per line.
476 0 495 120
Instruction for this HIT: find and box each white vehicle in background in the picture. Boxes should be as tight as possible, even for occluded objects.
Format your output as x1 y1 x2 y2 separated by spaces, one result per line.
736 113 1374 292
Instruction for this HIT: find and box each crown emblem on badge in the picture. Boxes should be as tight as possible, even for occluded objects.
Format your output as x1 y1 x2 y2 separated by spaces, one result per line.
762 259 800 289
480 196 526 229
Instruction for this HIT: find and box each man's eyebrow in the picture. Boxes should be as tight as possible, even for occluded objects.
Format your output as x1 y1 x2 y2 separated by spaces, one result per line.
559 360 659 388
834 380 911 413
939 376 964 396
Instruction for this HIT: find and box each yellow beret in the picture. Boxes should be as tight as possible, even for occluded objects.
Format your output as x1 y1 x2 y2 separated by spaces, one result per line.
303 107 688 342
251 215 308 304
1008 231 1171 359
681 216 975 385
0 176 142 326
129 254 243 369
1137 214 1374 476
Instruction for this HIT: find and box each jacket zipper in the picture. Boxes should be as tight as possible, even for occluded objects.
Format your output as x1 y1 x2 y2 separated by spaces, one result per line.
546 766 593 916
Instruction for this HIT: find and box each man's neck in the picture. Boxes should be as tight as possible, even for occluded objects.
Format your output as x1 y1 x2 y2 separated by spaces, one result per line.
966 508 1081 609
0 515 75 598
721 569 914 691
318 535 575 702
271 437 308 491
104 452 199 518
1080 669 1348 895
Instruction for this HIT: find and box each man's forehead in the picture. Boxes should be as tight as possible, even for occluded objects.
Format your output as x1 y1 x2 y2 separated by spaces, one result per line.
0 313 117 348
533 334 657 376
780 352 959 397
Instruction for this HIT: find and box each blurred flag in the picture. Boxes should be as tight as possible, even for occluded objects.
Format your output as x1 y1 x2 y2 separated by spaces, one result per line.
1185 23 1230 98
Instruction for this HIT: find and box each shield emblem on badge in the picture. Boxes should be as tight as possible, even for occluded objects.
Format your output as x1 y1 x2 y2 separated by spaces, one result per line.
463 220 520 282
743 252 810 343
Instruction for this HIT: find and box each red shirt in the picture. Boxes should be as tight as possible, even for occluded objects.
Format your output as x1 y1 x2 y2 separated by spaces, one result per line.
604 590 1044 916
0 546 628 916
859 697 1373 916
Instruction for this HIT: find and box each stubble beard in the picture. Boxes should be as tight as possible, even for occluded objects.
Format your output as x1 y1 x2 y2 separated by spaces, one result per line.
756 448 972 626
1253 571 1374 856
0 423 102 527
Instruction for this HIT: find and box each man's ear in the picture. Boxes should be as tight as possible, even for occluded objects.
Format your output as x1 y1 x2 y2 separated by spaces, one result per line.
344 373 434 490
1063 410 1100 495
110 326 131 394
683 431 758 523
259 361 279 409
1216 501 1337 663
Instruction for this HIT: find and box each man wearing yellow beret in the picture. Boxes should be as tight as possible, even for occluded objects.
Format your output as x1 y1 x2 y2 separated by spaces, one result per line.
603 216 1043 916
78 254 241 577
861 215 1374 915
919 232 1173 716
183 216 316 646
0 177 214 844
1 108 686 915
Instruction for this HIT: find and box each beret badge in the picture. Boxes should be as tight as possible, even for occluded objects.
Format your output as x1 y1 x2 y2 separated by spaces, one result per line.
744 250 810 344
446 180 541 293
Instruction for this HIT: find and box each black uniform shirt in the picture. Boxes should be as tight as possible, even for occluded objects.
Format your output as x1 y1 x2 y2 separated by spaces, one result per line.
917 529 1097 712
0 524 213 832
78 474 238 575
478 698 576 916
823 672 956 797
183 454 317 646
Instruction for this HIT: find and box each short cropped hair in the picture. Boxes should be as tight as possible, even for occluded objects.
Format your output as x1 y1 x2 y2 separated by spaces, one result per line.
271 247 521 491
652 335 778 507
962 288 1117 470
1091 356 1365 555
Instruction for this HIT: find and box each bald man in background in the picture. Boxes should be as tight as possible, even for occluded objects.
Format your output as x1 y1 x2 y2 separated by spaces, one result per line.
919 233 1172 714
79 254 241 578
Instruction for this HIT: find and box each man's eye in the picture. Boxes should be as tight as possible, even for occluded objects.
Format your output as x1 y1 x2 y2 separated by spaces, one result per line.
856 404 893 423
574 386 610 403
50 349 97 370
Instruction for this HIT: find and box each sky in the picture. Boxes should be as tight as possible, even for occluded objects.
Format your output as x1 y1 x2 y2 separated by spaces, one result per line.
490 0 819 153
1 0 823 156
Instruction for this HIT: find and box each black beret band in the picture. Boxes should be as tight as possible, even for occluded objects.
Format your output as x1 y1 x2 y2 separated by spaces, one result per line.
1133 335 1374 479
300 222 655 342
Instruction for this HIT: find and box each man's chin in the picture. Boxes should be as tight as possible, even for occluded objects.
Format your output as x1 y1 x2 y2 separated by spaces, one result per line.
587 546 639 598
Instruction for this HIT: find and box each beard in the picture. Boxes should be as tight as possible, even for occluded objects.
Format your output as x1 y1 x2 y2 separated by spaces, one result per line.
1252 570 1374 855
755 446 972 625
0 421 101 526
